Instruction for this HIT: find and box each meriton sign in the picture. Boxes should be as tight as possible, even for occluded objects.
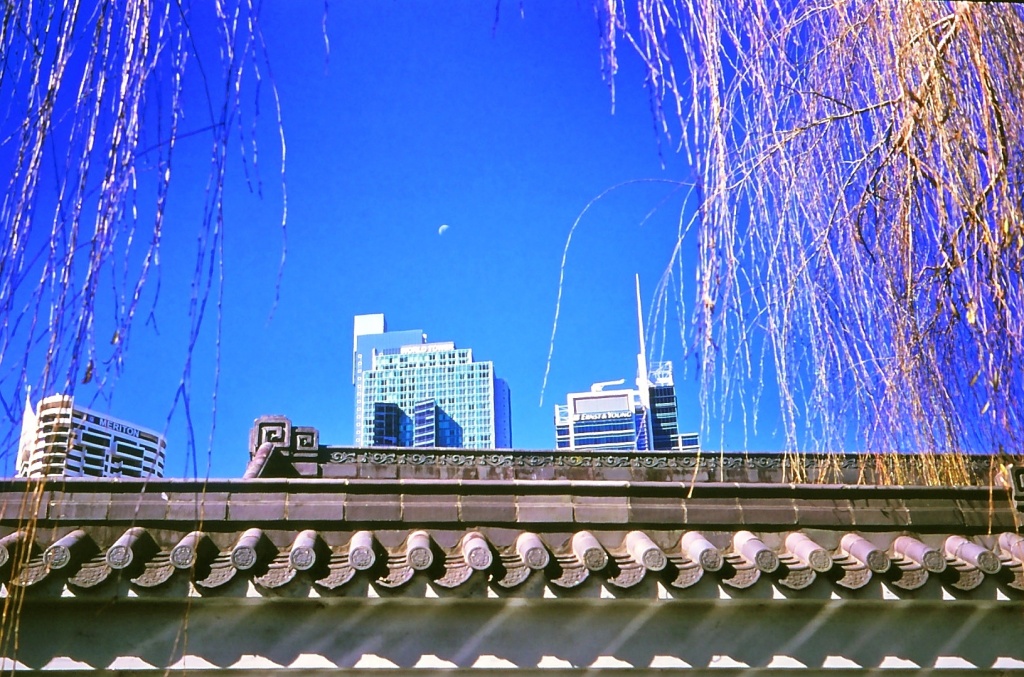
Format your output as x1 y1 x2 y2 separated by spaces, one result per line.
88 415 139 439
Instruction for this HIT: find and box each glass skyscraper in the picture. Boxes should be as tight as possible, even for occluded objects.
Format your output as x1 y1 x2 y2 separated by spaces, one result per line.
554 385 650 452
354 314 512 449
353 313 427 447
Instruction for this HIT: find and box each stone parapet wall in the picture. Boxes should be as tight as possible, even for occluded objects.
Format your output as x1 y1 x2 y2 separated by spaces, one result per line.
0 477 1013 533
247 415 1003 485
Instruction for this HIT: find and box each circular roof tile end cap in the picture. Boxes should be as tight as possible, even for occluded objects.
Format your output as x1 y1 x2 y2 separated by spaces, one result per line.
976 550 1002 575
290 546 316 571
682 532 722 572
407 546 433 571
893 536 945 574
625 531 666 571
349 531 377 571
0 531 27 569
581 547 608 571
806 549 833 573
572 531 608 571
516 532 550 571
232 528 265 571
735 531 778 574
106 527 148 570
785 532 832 573
44 545 70 570
463 533 493 571
106 544 133 570
465 544 493 571
523 546 550 570
170 545 196 569
921 549 947 574
698 548 723 572
946 535 1001 575
349 546 376 571
841 533 889 574
290 531 319 571
754 548 780 574
231 546 258 571
641 547 667 572
865 550 890 574
406 530 434 571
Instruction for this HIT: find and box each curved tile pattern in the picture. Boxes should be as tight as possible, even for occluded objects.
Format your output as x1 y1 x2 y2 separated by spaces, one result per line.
131 554 176 588
1 528 1019 600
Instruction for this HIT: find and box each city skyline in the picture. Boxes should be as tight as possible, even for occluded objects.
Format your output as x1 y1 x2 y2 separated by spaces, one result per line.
2 3 768 478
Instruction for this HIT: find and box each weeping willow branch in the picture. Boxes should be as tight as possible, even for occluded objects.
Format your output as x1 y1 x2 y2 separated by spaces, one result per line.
0 0 286 664
596 0 1024 464
0 0 286 471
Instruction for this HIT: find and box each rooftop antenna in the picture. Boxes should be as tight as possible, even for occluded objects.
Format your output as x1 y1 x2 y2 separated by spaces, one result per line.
635 274 650 406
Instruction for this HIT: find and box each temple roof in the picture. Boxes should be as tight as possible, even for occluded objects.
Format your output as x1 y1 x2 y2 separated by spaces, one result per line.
1 415 1019 602
0 473 1020 601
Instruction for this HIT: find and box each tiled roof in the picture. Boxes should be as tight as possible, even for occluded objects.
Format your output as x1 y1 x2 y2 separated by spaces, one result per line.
2 467 1019 599
1 476 1021 600
0 525 1021 597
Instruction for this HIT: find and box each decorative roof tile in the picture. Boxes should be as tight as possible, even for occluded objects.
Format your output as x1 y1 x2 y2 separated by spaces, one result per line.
0 524 1018 599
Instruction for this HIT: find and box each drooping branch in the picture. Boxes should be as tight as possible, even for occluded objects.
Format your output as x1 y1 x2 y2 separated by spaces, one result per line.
600 0 1024 463
0 0 286 472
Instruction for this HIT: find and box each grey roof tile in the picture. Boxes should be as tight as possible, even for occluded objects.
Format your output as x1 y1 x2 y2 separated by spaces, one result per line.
284 493 344 522
628 496 685 524
402 493 459 523
517 494 573 523
0 524 1015 601
459 494 516 523
573 495 629 524
345 493 402 523
227 492 288 522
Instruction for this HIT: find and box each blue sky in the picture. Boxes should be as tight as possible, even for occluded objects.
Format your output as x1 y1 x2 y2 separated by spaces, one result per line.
8 2 787 477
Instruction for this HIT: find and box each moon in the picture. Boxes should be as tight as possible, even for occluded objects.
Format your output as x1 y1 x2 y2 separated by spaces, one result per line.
438 224 449 236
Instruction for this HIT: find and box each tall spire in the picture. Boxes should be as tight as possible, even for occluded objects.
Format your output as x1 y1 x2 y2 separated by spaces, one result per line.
635 274 650 406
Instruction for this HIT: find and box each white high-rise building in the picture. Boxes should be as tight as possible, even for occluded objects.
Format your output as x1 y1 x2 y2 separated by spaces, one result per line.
17 394 167 478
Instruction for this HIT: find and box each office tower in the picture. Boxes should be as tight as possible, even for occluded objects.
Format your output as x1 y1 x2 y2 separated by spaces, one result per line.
647 361 685 450
553 277 697 452
354 314 512 449
555 380 651 451
353 314 426 447
17 394 167 478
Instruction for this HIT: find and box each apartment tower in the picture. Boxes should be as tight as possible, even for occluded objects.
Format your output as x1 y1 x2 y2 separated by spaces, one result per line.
17 394 167 478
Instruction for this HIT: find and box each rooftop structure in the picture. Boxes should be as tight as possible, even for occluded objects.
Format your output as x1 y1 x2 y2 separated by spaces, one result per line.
353 314 511 449
16 394 166 478
0 415 1022 672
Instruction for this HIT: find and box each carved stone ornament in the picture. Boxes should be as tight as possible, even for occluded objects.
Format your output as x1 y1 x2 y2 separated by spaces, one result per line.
314 446 993 484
